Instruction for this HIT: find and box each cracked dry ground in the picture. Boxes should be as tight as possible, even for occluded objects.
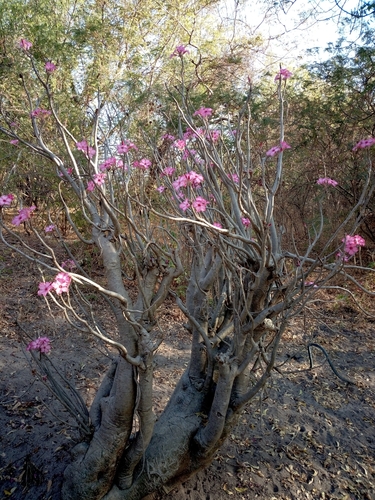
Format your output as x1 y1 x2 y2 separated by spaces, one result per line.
1 239 375 500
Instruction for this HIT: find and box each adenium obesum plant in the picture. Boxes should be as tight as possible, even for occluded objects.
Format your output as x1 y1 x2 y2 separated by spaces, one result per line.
0 43 374 500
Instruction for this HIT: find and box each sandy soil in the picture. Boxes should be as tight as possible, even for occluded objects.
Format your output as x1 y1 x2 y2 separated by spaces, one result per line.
1 238 375 500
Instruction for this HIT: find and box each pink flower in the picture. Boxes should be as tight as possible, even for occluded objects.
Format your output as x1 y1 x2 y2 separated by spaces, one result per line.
213 222 222 228
134 158 151 169
19 39 32 51
342 234 365 257
184 171 204 187
305 281 317 288
87 173 106 191
336 252 349 262
179 199 190 211
192 196 208 212
0 194 14 207
37 282 53 296
266 146 281 157
317 177 338 187
87 180 95 192
99 157 118 171
207 130 221 142
31 108 51 118
161 167 175 176
161 133 175 141
76 140 96 159
352 137 375 151
353 235 365 247
275 68 292 81
266 141 291 157
173 139 186 151
11 205 36 226
183 128 195 140
280 141 291 151
45 224 56 232
157 185 166 193
194 128 205 138
58 168 73 178
117 140 137 154
26 337 51 354
193 107 213 119
10 139 19 145
173 176 187 191
171 44 189 57
61 259 76 270
241 217 251 228
228 173 239 184
45 61 57 73
173 171 204 191
52 272 72 294
93 172 106 186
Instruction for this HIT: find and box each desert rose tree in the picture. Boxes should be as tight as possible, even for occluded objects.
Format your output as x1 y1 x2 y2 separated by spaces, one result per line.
0 42 374 500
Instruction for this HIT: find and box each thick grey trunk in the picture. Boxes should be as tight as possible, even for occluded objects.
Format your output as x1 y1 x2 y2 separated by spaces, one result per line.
62 358 136 500
103 371 207 500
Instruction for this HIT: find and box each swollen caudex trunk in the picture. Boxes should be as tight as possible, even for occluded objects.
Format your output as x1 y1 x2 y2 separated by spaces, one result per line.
103 371 208 500
62 358 136 500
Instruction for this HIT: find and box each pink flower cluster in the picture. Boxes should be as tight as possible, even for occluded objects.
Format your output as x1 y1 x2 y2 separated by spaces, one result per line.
26 337 51 354
179 196 209 213
275 68 292 81
173 139 186 151
161 133 176 141
76 140 96 159
38 272 72 297
31 108 51 118
12 205 36 226
0 193 14 207
316 177 338 187
352 137 375 151
241 217 251 228
45 224 56 232
193 107 213 119
171 44 189 58
161 167 175 176
266 141 291 157
228 173 239 184
117 140 137 154
192 196 209 212
207 130 220 143
99 157 123 171
342 234 365 257
62 259 76 270
172 171 204 190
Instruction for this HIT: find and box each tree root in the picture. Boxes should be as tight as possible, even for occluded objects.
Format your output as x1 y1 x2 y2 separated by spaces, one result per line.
307 343 356 385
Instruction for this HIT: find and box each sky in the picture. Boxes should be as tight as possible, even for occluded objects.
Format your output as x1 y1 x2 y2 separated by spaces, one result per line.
238 0 367 65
